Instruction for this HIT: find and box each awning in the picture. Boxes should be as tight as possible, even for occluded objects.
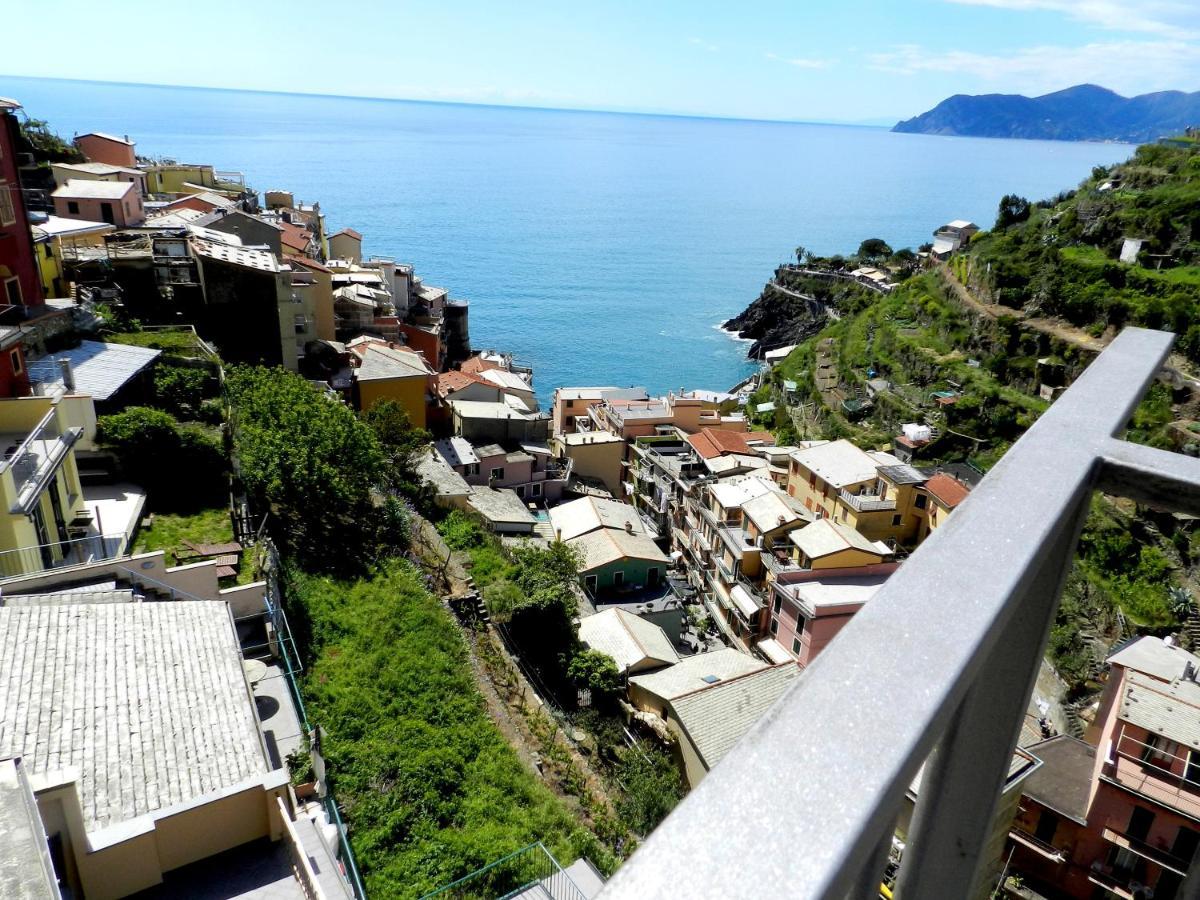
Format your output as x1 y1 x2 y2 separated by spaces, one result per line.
756 638 795 665
730 584 761 620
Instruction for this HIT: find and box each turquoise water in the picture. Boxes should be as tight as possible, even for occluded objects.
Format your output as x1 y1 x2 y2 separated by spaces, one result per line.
2 76 1133 400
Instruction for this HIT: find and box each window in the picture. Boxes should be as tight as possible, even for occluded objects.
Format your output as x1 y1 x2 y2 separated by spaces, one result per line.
11 349 24 376
914 494 928 509
770 617 779 635
892 514 902 526
66 200 79 215
1127 806 1155 842
584 574 598 594
515 485 525 499
613 571 625 588
1188 750 1200 785
3 277 20 308
0 186 14 226
294 314 308 335
796 614 808 634
647 567 659 587
530 482 542 497
1142 733 1180 768
489 467 504 481
1034 810 1058 844
773 594 781 614
464 463 479 477
792 636 801 654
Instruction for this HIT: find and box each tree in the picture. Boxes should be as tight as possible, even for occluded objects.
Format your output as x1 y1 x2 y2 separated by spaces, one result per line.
567 649 620 698
360 398 430 493
226 366 397 573
794 245 808 265
857 238 893 261
152 363 212 419
995 194 1032 230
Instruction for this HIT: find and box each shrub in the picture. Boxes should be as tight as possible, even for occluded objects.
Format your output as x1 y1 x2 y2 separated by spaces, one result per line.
152 363 211 419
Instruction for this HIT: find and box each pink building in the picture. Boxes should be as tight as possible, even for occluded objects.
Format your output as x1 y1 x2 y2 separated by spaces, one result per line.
52 179 144 227
769 564 898 665
1009 637 1200 899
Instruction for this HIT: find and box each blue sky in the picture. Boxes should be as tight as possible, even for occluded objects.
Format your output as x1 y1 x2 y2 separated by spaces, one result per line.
5 0 1199 121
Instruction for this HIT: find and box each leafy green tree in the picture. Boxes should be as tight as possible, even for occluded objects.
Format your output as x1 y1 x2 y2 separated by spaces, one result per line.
567 649 620 698
794 245 808 265
360 398 432 504
152 363 211 419
995 194 1032 230
226 366 398 573
857 238 893 261
615 747 685 835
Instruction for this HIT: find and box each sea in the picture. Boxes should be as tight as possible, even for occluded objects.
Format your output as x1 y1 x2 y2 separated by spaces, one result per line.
2 76 1133 402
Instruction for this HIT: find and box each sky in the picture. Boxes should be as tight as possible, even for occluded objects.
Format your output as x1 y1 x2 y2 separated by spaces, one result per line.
4 0 1200 122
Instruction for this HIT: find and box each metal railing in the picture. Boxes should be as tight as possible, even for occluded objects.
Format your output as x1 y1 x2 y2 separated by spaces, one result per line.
0 532 124 579
838 487 897 513
597 328 1200 899
419 841 589 900
1 410 80 511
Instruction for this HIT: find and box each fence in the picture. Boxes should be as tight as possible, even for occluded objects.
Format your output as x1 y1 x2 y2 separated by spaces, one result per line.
597 327 1200 898
419 842 589 900
0 533 124 579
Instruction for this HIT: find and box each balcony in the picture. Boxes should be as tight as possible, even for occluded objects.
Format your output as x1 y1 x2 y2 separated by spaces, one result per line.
1100 824 1192 877
596 329 1200 900
1008 827 1066 863
838 488 897 513
0 409 82 514
1106 727 1200 820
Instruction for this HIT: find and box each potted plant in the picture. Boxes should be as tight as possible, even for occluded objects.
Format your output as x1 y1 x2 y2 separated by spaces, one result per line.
286 746 317 799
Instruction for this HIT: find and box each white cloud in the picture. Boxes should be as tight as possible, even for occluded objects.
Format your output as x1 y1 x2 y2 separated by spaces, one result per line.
944 0 1200 39
689 37 719 53
765 51 833 69
869 40 1200 97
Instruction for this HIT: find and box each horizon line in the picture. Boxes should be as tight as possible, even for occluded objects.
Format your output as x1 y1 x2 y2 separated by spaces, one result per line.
0 72 899 130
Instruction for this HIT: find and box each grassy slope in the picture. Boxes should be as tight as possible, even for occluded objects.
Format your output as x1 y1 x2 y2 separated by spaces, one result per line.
291 562 609 899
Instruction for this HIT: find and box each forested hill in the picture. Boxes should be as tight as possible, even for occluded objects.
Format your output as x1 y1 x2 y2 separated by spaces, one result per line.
893 84 1200 142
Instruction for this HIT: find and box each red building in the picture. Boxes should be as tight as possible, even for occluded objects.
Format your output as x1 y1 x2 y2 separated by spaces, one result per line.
0 98 45 314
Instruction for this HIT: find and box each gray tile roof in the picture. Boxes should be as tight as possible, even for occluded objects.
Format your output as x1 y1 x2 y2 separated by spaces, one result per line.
0 602 267 834
1120 670 1200 751
0 758 58 900
670 664 798 770
1018 735 1096 824
1 590 135 607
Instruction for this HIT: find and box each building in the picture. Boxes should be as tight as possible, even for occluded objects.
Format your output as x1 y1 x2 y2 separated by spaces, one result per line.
433 436 569 505
1008 637 1200 899
769 566 897 666
579 607 680 675
51 180 144 228
549 495 649 543
551 386 649 436
923 471 971 533
0 600 293 899
72 132 137 168
551 430 626 498
932 220 980 258
50 161 146 198
348 336 436 426
30 214 114 298
142 162 247 198
569 524 671 598
788 518 893 570
197 208 283 255
328 227 362 263
0 98 45 313
463 484 538 535
449 398 548 445
292 257 335 341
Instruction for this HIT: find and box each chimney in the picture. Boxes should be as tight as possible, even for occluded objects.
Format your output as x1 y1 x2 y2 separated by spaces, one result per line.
57 358 75 393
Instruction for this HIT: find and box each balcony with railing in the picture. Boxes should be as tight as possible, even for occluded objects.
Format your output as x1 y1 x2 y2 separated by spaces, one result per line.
838 487 897 513
1105 726 1200 820
0 407 82 514
596 328 1200 899
1008 826 1067 863
1099 819 1194 878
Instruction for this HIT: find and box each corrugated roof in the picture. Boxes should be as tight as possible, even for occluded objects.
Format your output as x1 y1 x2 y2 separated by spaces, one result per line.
669 664 798 770
579 608 679 674
630 648 765 702
29 340 160 401
0 602 266 834
1120 670 1200 751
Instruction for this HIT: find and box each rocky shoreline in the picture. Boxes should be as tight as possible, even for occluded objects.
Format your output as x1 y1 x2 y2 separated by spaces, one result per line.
721 282 828 359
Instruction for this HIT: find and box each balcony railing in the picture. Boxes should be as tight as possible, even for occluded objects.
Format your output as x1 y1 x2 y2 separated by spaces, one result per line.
838 488 897 513
420 841 589 900
597 328 1200 899
1 410 81 513
0 533 125 580
1100 824 1193 877
1008 826 1066 863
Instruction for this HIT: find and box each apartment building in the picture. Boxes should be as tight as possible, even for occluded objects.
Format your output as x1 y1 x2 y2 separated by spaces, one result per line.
0 98 45 313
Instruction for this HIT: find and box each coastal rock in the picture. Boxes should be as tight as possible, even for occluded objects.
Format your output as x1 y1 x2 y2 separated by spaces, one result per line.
723 285 827 359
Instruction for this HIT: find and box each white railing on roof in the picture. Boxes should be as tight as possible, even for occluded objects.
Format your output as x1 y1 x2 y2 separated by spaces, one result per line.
598 328 1200 899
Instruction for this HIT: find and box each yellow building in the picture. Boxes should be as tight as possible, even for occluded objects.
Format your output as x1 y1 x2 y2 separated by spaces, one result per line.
787 439 924 547
30 215 114 299
293 257 336 341
787 518 893 570
349 337 435 427
921 472 970 534
550 430 626 497
0 396 89 576
143 163 244 196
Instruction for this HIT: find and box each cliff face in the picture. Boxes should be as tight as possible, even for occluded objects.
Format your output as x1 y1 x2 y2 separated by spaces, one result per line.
722 284 826 359
893 84 1200 143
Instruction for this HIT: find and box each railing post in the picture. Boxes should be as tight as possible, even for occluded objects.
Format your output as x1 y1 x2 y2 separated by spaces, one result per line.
893 492 1090 899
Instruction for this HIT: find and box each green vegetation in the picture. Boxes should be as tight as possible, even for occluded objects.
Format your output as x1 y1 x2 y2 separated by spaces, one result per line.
290 562 612 898
132 507 255 583
18 117 84 164
97 406 226 512
226 366 407 574
105 328 211 357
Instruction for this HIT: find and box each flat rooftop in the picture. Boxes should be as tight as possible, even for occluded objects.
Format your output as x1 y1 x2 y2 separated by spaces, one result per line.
0 602 268 835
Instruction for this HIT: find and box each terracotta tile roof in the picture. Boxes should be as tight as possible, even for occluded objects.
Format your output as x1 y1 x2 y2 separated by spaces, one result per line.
332 227 362 240
924 473 970 508
437 370 491 397
461 356 502 375
688 428 756 460
278 221 312 252
292 256 331 273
